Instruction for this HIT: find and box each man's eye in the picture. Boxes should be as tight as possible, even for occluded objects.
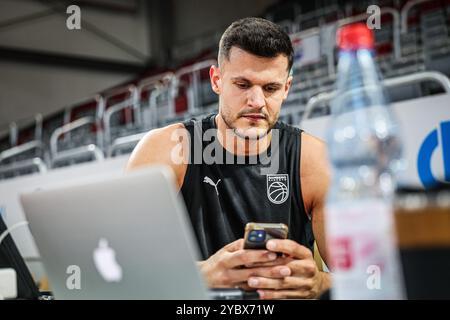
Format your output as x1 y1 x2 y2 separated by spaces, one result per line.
264 86 279 93
235 83 249 89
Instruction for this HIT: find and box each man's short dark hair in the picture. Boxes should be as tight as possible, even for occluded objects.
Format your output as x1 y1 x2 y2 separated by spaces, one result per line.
219 17 294 72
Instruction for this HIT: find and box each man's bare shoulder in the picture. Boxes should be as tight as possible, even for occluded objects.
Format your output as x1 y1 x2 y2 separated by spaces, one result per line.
125 122 189 187
135 122 187 149
300 132 329 178
299 131 331 213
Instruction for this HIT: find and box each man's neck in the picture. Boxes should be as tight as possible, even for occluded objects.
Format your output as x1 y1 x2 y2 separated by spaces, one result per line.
214 114 272 156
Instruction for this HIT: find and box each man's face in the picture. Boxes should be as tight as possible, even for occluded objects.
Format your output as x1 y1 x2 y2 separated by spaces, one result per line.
210 47 292 140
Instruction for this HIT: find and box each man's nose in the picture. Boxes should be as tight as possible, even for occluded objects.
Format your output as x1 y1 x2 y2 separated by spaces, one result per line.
247 86 265 109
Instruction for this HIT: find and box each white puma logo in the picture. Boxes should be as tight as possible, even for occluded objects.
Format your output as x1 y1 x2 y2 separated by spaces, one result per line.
203 176 221 196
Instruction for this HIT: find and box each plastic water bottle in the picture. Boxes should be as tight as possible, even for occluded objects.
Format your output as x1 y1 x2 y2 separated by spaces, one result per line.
325 23 405 300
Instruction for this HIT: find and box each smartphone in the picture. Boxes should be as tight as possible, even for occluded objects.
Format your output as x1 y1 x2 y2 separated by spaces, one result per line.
243 222 288 250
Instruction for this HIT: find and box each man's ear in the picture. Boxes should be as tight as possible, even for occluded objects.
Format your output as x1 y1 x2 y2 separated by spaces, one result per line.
210 65 221 95
282 75 293 100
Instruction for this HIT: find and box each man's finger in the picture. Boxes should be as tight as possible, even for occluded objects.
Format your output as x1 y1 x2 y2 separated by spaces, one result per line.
224 249 277 269
223 238 244 252
244 255 294 268
248 277 284 289
248 276 313 290
266 239 313 259
226 264 290 284
287 259 317 278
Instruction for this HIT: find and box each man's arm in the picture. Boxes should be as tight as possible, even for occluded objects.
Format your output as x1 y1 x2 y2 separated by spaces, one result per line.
300 132 332 292
125 123 188 189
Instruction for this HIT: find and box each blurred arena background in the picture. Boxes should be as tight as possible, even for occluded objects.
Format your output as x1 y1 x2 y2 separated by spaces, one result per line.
0 0 450 290
1 0 450 174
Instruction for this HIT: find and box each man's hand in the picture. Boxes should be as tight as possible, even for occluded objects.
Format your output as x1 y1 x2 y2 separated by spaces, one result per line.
198 239 294 288
246 239 331 299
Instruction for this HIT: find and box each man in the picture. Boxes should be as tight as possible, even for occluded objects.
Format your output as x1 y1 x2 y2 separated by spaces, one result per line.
126 17 332 299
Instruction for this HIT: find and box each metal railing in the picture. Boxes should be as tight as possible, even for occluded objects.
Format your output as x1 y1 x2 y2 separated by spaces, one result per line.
7 113 43 148
51 144 104 168
0 140 46 163
102 85 139 147
302 71 450 121
0 157 47 177
401 0 433 34
8 122 18 147
169 59 217 117
137 72 174 130
290 7 401 77
50 117 101 157
60 95 104 146
0 114 47 180
108 132 147 157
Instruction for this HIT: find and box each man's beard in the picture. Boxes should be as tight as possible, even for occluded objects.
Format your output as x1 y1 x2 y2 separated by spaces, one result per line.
220 107 278 141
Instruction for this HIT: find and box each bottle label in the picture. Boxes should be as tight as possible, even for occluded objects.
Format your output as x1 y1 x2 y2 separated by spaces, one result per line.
326 198 405 299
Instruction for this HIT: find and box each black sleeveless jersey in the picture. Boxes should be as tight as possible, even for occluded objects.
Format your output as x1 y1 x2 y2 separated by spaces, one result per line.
180 114 314 259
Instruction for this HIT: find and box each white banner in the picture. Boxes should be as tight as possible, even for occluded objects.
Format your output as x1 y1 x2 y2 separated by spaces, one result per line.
301 93 450 188
291 33 321 67
320 23 337 56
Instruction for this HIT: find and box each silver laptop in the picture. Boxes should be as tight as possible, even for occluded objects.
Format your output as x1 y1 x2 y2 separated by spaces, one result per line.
19 166 209 299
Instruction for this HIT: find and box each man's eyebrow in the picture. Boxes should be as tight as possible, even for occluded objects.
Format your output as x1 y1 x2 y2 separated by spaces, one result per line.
231 77 283 87
231 77 250 82
264 82 283 87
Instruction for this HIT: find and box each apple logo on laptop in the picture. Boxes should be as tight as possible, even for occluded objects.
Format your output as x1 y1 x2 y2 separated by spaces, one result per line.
93 238 123 282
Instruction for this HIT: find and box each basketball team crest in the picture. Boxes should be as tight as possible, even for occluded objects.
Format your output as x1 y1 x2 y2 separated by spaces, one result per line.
266 174 289 204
